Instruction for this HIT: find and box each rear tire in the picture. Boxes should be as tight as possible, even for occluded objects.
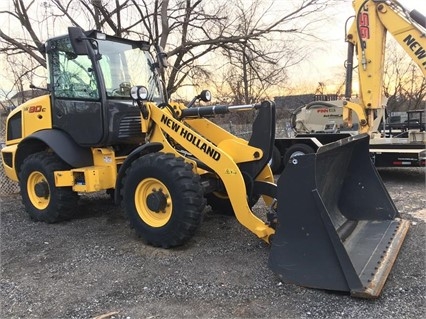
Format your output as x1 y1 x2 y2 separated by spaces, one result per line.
205 191 234 216
19 152 79 223
121 153 205 248
284 144 315 165
206 190 259 216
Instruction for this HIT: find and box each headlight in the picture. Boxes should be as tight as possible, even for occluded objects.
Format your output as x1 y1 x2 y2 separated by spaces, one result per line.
130 86 148 101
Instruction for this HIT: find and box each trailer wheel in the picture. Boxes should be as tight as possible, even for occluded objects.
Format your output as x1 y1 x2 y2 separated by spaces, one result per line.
19 152 79 223
121 153 205 248
270 146 284 174
284 144 315 165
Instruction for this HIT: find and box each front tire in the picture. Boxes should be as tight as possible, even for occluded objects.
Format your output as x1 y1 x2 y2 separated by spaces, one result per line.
121 153 205 248
19 152 79 223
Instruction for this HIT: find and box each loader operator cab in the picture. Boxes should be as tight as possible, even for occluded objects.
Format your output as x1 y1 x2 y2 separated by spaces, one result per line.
45 28 164 148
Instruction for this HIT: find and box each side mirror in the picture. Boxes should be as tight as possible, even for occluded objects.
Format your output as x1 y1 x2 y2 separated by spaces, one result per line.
68 27 89 55
187 90 212 108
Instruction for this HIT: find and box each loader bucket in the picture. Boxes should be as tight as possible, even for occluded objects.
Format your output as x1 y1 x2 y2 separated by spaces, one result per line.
269 134 409 298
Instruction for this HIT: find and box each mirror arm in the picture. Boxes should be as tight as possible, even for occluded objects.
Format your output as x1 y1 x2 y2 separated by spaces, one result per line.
187 95 200 109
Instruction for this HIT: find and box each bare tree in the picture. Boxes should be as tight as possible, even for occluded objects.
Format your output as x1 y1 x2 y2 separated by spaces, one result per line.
1 1 47 64
383 39 426 112
1 0 336 99
0 42 46 110
215 0 327 104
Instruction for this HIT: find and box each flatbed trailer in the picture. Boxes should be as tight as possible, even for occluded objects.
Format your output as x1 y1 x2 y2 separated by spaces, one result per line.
271 132 426 174
369 137 426 167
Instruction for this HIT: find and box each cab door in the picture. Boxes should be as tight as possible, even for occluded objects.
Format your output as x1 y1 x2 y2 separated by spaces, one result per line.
48 37 104 146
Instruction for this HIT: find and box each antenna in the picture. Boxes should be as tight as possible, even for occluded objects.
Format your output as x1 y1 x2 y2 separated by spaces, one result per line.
41 1 51 38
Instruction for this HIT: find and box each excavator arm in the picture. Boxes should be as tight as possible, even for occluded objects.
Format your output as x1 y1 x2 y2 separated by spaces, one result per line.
344 0 426 134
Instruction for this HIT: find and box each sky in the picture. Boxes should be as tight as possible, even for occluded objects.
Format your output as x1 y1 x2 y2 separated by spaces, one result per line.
0 0 425 99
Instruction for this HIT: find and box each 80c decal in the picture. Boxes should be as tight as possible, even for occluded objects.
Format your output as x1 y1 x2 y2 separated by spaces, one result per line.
24 105 46 113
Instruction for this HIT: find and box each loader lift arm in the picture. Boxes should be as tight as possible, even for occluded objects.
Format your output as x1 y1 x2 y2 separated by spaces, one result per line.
135 98 278 242
133 87 411 299
343 0 426 133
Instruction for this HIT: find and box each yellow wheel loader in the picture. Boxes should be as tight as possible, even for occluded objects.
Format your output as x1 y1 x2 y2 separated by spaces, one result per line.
1 26 410 298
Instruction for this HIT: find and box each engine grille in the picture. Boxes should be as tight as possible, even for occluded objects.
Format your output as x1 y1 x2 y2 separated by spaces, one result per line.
118 115 143 138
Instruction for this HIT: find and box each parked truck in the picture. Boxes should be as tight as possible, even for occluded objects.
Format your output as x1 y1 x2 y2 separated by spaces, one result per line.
270 0 426 174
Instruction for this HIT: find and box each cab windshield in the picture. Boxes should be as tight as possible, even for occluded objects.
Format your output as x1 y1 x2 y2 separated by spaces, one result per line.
97 39 163 102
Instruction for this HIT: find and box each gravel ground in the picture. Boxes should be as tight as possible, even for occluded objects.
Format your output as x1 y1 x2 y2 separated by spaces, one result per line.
0 168 425 319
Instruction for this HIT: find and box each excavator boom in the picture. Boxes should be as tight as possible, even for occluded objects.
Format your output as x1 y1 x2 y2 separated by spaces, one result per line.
344 0 426 133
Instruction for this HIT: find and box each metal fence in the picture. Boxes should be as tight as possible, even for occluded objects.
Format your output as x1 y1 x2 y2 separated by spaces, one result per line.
1 114 20 196
227 119 293 139
0 160 20 196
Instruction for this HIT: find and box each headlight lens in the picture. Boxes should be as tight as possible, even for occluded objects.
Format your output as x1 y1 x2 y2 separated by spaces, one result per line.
130 86 148 101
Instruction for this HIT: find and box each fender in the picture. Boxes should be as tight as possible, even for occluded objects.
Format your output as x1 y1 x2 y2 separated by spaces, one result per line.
17 129 93 171
114 142 164 204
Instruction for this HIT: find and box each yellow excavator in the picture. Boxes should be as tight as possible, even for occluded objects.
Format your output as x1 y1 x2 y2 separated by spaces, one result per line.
343 0 426 131
271 0 426 172
1 0 419 298
271 0 424 296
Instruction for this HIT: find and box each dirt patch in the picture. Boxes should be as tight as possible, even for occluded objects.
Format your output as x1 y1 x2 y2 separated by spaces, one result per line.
1 168 425 319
